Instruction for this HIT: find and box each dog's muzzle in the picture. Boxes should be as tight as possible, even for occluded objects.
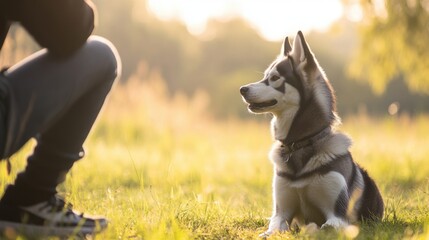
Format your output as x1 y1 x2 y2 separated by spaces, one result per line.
240 86 278 111
239 86 249 96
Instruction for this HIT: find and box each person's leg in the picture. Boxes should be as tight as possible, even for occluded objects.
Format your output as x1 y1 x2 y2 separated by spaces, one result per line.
0 76 8 156
0 36 120 236
0 36 120 205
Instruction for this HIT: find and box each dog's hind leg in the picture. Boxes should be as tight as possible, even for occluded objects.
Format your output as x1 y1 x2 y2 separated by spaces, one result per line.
307 172 350 229
261 176 299 236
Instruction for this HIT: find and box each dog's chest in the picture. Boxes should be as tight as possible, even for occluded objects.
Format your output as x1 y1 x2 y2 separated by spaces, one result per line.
270 144 316 177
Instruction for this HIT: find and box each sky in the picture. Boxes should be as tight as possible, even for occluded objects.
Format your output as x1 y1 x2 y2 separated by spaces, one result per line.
146 0 361 41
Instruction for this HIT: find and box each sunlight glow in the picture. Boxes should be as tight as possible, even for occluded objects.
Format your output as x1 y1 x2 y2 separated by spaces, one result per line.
147 0 344 41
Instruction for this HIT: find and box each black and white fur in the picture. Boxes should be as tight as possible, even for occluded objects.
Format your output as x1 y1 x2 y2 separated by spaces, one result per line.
240 31 383 236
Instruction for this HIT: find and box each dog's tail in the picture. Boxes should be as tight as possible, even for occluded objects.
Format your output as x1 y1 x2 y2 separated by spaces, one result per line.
358 167 384 221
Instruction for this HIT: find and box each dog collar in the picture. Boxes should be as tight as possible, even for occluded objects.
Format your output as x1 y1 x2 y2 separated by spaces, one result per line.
280 126 331 154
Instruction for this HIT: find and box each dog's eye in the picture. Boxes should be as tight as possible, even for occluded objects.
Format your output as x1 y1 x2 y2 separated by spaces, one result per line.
270 75 280 82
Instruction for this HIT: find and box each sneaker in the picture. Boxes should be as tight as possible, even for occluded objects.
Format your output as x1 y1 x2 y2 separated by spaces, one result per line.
0 195 107 237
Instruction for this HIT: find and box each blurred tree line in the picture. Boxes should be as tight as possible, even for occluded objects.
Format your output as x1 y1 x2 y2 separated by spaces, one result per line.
347 0 429 95
1 0 429 118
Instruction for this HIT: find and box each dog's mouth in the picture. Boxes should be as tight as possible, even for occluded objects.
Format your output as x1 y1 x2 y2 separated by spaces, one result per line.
248 99 278 111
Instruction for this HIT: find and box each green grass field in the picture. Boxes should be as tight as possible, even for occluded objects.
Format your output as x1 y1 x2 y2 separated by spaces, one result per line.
1 80 429 239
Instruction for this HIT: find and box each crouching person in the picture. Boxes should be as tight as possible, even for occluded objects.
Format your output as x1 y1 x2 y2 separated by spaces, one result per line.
0 0 121 237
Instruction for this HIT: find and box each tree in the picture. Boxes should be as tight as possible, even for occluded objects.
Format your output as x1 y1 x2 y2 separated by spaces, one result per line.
347 0 429 94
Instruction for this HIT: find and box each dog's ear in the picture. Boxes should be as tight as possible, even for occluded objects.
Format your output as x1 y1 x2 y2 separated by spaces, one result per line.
281 36 292 56
291 31 315 65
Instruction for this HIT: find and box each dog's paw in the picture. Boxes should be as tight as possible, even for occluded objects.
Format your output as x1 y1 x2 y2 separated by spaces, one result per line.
259 229 287 239
259 231 271 238
260 217 289 237
321 218 348 230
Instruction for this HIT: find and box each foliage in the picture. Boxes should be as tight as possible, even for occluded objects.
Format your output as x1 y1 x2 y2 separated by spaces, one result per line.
2 77 429 239
347 0 429 94
91 0 429 116
2 0 429 118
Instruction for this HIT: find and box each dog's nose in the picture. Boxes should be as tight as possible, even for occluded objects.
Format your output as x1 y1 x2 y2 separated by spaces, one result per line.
240 86 249 95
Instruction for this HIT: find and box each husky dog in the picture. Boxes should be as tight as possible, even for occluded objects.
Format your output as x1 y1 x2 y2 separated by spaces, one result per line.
240 31 384 236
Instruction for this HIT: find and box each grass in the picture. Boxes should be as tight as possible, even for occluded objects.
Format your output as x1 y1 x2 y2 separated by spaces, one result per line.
1 78 429 239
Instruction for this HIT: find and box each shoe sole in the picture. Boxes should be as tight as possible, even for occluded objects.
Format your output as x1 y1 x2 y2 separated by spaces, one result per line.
0 220 107 237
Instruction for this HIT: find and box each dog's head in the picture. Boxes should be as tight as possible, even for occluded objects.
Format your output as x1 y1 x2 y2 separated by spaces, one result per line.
240 31 335 117
240 31 338 142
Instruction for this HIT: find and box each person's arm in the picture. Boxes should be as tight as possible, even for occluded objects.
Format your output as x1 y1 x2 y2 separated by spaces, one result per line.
1 0 95 57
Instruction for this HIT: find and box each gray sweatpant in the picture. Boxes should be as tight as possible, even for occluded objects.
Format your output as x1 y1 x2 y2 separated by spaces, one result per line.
0 36 120 205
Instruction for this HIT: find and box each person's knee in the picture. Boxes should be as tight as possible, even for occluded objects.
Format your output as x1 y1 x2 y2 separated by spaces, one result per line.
86 36 122 82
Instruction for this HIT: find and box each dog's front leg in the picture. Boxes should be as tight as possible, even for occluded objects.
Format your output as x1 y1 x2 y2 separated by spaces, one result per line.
261 175 298 237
